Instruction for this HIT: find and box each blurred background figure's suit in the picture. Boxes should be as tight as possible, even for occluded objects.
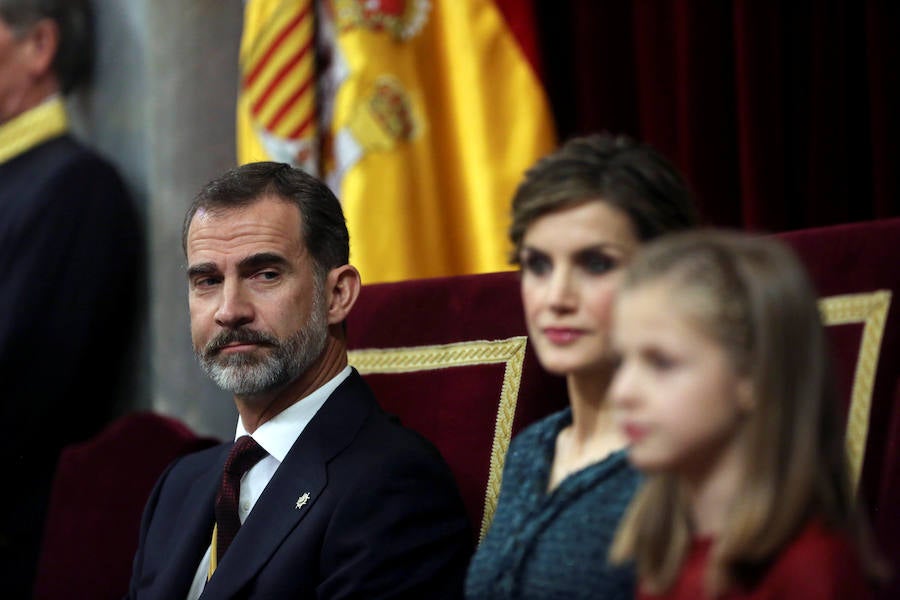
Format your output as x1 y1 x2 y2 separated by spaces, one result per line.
0 1 145 595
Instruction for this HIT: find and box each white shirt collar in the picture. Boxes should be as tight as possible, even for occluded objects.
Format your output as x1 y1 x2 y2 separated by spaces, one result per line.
234 365 352 462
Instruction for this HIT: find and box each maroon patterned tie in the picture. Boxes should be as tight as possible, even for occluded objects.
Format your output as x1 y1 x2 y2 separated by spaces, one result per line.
214 435 268 561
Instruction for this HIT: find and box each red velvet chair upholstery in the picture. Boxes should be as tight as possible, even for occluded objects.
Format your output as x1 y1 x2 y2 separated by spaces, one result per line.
346 270 568 540
775 218 900 598
347 217 900 593
33 411 218 600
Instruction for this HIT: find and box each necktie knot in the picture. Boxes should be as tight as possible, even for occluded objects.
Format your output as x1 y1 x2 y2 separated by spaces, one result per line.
224 435 267 477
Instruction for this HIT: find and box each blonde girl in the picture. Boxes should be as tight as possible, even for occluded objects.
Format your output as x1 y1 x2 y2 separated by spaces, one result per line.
608 229 886 598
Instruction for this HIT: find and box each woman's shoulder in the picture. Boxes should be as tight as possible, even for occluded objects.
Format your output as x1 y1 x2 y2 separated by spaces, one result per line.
498 409 571 482
510 408 572 449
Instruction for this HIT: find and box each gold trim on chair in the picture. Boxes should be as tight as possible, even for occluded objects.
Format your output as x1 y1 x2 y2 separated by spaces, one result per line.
349 336 528 541
819 290 892 494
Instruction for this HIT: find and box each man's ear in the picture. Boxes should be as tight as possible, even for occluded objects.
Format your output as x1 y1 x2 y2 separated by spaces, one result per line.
23 19 59 78
325 265 361 325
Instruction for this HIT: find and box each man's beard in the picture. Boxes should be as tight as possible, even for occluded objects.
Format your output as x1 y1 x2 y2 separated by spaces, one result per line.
195 293 329 395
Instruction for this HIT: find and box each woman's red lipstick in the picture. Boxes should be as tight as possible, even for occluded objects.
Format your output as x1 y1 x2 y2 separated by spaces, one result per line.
543 328 583 344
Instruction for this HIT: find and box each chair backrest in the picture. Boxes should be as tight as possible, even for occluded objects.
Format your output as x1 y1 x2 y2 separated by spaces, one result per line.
347 218 900 587
775 218 900 599
346 270 568 540
33 411 219 600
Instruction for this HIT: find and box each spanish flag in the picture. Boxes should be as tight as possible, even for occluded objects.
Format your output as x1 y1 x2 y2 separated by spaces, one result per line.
238 0 556 284
237 0 319 173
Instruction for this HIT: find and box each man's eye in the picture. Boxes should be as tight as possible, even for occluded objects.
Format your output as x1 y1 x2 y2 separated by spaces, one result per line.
193 276 220 288
256 270 280 281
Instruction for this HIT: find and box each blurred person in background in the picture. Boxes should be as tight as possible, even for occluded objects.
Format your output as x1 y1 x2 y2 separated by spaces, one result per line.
465 132 700 599
0 0 144 595
608 229 889 598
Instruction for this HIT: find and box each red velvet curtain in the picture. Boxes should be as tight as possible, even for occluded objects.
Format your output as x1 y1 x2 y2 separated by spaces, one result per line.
533 0 899 233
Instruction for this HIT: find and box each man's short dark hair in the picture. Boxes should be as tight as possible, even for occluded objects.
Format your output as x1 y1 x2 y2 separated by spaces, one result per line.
183 162 351 281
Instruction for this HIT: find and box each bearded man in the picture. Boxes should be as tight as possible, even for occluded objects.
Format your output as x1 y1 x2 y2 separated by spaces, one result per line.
126 162 472 599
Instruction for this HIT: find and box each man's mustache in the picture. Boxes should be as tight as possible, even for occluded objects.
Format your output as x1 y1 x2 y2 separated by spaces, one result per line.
204 329 279 357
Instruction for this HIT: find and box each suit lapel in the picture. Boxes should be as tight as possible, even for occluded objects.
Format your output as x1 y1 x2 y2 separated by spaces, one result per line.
201 371 377 597
155 445 227 599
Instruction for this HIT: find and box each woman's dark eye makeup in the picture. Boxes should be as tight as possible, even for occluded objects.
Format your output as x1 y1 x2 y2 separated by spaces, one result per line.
521 247 619 276
521 250 552 275
576 249 617 274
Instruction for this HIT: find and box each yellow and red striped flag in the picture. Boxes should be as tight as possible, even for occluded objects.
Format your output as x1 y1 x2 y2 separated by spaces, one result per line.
237 0 319 173
237 0 557 283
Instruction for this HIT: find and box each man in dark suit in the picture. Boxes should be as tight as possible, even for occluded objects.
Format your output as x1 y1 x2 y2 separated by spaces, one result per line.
127 162 473 598
0 1 144 595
